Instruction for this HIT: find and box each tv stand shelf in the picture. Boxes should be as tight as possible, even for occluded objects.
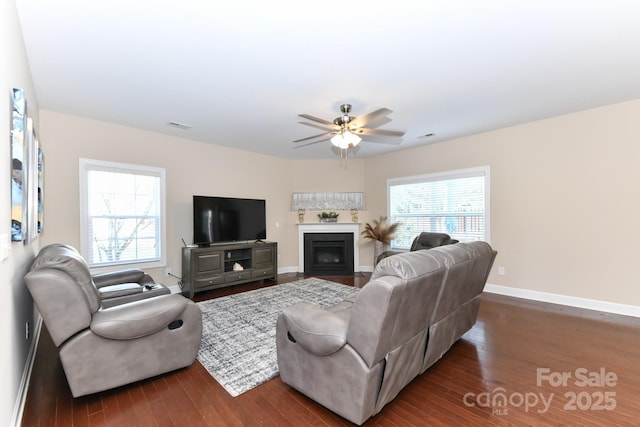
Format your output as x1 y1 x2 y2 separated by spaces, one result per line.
181 241 277 298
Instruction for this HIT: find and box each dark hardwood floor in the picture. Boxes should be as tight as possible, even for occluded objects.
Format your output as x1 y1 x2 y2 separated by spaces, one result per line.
21 273 640 426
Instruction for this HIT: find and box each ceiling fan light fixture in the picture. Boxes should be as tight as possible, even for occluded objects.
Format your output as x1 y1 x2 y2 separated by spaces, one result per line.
295 103 402 160
331 130 361 149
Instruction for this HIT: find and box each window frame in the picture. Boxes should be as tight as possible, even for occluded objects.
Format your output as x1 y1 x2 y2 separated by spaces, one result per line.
79 158 167 272
387 166 490 249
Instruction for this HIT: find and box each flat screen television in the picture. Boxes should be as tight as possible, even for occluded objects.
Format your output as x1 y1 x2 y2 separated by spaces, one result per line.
193 195 267 246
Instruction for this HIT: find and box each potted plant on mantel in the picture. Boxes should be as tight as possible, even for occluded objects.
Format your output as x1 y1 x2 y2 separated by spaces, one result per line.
361 216 400 265
318 211 339 222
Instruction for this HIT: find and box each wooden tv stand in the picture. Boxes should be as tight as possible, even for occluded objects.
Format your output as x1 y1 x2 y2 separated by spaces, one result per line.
181 241 277 298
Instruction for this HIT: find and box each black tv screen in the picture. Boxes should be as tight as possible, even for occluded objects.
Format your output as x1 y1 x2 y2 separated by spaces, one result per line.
193 196 266 245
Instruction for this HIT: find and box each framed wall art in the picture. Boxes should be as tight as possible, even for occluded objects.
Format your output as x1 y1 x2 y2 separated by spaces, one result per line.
11 88 27 242
24 118 39 244
38 146 44 234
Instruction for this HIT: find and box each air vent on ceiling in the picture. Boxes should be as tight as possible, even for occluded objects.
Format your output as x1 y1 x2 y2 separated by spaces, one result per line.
166 121 191 130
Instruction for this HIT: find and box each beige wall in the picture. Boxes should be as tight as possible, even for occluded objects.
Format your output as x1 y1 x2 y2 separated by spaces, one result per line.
40 111 296 281
1 0 40 423
40 113 373 278
366 99 640 306
41 99 640 308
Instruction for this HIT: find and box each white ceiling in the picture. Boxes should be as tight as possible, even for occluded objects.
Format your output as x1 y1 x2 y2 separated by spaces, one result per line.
15 0 640 159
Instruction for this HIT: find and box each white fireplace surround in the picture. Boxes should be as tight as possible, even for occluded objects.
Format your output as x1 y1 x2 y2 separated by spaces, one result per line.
297 223 360 273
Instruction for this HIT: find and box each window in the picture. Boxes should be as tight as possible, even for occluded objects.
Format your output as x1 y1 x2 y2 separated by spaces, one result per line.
79 158 166 269
388 166 489 249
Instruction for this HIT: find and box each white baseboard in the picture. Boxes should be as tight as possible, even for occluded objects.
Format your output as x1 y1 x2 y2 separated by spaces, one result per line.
12 315 42 427
484 283 640 318
278 266 299 275
278 266 375 275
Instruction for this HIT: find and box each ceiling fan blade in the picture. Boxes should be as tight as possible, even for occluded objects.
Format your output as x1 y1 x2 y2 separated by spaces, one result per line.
299 114 334 126
299 121 338 132
349 108 393 128
351 117 392 130
293 138 331 148
293 132 334 143
356 127 405 137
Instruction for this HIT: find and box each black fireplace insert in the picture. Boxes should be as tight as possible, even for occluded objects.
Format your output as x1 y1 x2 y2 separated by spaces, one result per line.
303 232 354 275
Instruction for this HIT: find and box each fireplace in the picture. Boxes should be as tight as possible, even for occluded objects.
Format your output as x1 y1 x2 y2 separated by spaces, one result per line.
304 233 354 275
297 223 360 274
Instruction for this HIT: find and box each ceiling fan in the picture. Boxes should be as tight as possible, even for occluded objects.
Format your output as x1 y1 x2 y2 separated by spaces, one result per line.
293 104 405 154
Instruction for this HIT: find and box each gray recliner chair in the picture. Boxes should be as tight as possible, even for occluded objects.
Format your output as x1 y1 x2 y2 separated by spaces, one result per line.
25 244 203 397
376 231 459 264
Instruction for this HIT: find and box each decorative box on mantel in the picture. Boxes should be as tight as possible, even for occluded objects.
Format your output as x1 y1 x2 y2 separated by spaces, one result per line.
297 223 360 274
319 217 338 223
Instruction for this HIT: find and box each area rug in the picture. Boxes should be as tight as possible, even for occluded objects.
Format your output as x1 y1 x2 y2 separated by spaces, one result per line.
196 277 360 396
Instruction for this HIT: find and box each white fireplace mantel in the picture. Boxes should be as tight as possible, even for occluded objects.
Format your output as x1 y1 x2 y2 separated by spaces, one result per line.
297 223 360 273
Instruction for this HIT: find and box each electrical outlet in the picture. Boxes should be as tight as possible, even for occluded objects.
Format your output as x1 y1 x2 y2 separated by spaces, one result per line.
498 267 506 276
165 267 172 277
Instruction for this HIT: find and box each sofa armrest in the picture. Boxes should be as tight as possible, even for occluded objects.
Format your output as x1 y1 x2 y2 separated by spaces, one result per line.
280 302 348 356
98 283 143 299
91 294 188 340
93 269 145 288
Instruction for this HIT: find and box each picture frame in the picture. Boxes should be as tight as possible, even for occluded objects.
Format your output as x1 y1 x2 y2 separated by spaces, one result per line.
10 88 43 243
11 88 27 242
38 146 44 234
24 118 39 244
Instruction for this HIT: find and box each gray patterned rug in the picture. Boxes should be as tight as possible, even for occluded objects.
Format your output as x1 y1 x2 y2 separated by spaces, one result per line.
196 277 360 396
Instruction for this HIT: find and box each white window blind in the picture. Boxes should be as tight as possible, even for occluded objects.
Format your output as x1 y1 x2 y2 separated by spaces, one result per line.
79 159 166 268
388 166 489 249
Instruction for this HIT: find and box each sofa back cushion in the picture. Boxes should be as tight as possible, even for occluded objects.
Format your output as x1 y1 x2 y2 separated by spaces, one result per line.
349 250 446 367
428 241 497 324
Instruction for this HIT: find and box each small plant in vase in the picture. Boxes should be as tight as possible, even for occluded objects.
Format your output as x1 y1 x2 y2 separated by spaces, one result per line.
361 216 400 264
318 211 339 222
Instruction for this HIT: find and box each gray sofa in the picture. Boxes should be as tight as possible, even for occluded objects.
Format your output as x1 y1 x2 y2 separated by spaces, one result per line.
24 244 203 397
276 241 496 425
